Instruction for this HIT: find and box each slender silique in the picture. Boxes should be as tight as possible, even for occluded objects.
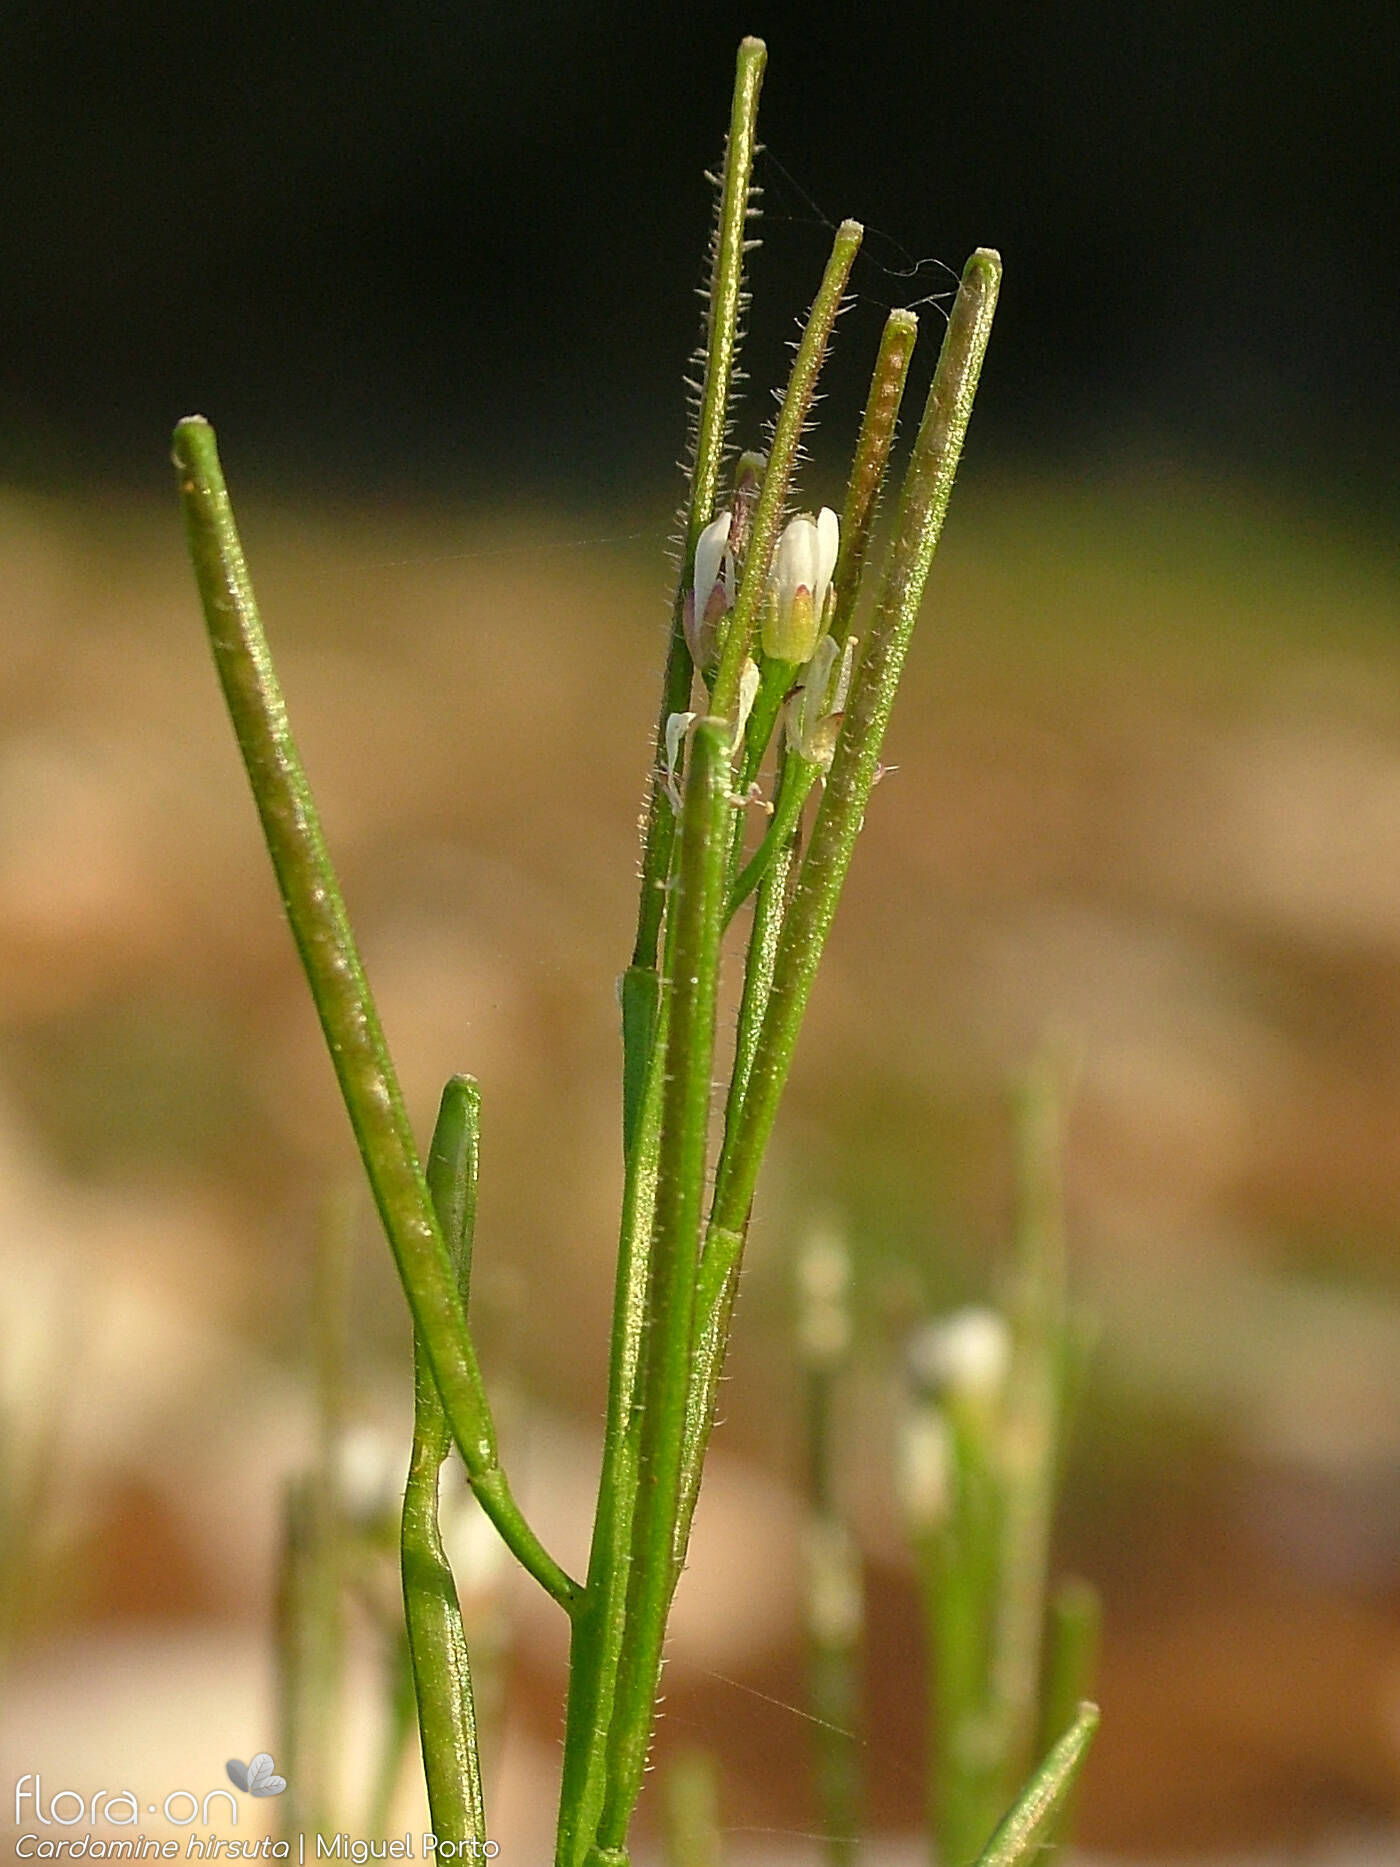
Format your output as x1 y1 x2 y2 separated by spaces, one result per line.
710 249 1002 1237
830 307 919 647
972 1703 1099 1867
402 1076 487 1845
173 417 578 1615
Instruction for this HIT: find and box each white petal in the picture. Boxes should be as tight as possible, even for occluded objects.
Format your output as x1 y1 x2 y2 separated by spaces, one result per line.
815 507 840 610
692 511 732 610
665 710 697 779
247 1754 275 1788
732 658 761 753
252 1776 287 1798
772 514 819 603
807 632 839 701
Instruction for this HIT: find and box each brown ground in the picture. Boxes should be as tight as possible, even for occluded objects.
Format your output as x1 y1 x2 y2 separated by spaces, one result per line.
2 470 1400 1858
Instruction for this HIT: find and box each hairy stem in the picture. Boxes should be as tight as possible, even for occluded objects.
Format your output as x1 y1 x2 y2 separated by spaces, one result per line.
631 35 766 980
595 722 732 1856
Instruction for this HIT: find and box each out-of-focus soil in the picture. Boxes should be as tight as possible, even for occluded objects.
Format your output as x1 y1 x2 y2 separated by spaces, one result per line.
3 474 1400 1858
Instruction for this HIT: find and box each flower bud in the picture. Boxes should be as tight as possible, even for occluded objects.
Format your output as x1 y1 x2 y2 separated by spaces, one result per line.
761 508 839 665
906 1306 1011 1408
684 510 736 673
727 450 766 560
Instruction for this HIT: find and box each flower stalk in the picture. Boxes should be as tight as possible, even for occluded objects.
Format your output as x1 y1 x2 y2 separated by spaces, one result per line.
175 35 1018 1865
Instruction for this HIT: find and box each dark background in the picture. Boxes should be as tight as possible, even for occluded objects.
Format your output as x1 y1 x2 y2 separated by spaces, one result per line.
2 0 1396 502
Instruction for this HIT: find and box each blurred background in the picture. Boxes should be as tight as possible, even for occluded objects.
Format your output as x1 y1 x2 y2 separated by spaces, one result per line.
2 2 1399 1860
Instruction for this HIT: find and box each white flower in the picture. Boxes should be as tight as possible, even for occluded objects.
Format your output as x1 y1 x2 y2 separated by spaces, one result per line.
762 508 839 665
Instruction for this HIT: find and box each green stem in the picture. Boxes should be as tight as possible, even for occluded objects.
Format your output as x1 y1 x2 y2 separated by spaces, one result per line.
556 996 668 1865
275 1477 342 1843
672 1220 745 1576
1038 1579 1101 1757
565 52 766 1853
365 1627 417 1840
721 665 789 947
670 257 1000 1702
664 1752 722 1867
927 1403 1005 1866
174 416 578 1614
672 820 798 1554
735 655 797 794
619 964 662 1158
709 220 864 722
807 1534 863 1867
403 1076 487 1846
595 722 733 1857
973 1703 1099 1867
631 36 766 981
799 1230 861 1867
727 752 818 923
709 249 1001 1236
1034 1579 1101 1855
276 1195 352 1843
724 803 797 1151
986 1058 1068 1794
